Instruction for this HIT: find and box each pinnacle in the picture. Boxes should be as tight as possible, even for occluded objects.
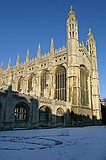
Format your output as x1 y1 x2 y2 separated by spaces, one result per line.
70 5 74 13
68 5 76 17
27 48 30 54
51 38 54 47
70 6 73 11
37 43 41 59
88 28 92 35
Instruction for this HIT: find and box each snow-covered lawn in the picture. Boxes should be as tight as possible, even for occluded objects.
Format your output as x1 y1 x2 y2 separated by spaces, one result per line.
0 126 106 160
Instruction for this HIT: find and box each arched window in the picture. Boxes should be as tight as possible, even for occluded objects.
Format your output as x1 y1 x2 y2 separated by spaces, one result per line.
41 72 46 97
15 103 28 120
55 66 66 101
17 77 23 92
56 107 64 124
28 75 33 93
80 65 89 106
39 106 51 124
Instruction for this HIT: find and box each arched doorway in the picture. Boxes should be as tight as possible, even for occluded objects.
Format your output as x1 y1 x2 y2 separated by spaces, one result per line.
56 107 64 126
14 102 29 128
39 106 51 127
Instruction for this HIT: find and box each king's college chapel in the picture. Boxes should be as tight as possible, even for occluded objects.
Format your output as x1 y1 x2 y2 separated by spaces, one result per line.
0 7 101 130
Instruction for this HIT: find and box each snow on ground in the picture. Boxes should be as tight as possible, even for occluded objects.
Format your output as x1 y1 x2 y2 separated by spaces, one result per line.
0 126 106 160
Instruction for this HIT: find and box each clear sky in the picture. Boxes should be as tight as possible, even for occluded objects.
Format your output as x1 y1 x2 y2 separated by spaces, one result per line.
0 0 106 98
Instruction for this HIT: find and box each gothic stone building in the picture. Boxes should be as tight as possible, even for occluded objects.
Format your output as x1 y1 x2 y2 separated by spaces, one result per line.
0 7 101 130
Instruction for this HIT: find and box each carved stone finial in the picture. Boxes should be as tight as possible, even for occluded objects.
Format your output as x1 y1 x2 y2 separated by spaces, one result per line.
70 6 73 11
70 6 74 14
37 43 41 59
81 41 84 46
68 5 75 18
26 49 30 62
88 28 92 35
50 38 54 54
8 58 11 69
16 53 20 66
88 28 94 39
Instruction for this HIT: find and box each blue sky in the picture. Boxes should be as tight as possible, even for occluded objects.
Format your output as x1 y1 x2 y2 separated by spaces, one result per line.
0 0 106 98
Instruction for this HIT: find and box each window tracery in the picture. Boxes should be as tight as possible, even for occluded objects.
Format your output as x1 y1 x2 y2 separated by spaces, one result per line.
15 105 28 120
41 72 46 97
55 66 66 101
80 66 89 106
28 75 33 93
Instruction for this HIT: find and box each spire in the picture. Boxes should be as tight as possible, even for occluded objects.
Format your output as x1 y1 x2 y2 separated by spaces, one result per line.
88 28 92 35
26 49 30 62
37 43 41 59
68 6 76 17
81 41 84 47
87 28 94 39
50 38 54 54
8 58 11 69
70 6 73 13
16 53 20 66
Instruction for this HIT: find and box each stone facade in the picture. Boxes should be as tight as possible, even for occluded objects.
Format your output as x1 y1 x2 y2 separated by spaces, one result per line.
0 7 101 130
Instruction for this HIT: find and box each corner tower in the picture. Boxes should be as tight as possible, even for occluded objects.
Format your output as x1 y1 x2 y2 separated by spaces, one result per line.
67 6 79 112
67 6 78 41
87 29 101 120
67 6 79 68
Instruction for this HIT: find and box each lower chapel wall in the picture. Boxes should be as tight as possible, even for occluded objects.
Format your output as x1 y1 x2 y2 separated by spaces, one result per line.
0 90 101 130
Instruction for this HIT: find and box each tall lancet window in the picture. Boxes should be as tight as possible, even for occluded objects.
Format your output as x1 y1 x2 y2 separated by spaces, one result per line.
18 77 24 92
41 72 46 97
55 66 66 101
28 75 33 93
80 65 89 106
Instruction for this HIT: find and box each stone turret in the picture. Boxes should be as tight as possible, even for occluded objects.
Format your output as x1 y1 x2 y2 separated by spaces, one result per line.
87 28 96 56
67 6 79 108
67 6 78 41
67 6 79 67
87 28 101 120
